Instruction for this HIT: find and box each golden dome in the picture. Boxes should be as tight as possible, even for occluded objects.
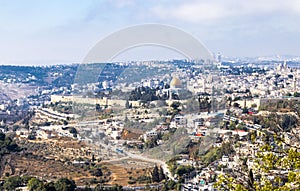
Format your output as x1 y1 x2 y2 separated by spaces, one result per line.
170 77 182 88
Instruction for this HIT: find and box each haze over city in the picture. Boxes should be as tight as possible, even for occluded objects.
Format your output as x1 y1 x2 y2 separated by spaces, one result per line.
1 0 300 65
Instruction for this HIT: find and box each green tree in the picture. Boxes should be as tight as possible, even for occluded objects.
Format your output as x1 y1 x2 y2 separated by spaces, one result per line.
152 165 160 182
215 129 300 191
170 101 181 110
54 178 76 191
233 103 240 108
3 176 23 191
175 165 195 177
0 132 5 141
0 135 20 156
27 133 36 140
92 168 103 177
69 127 77 135
294 92 300 97
27 177 45 191
44 182 56 191
251 103 257 108
63 120 68 126
159 166 166 182
96 103 101 111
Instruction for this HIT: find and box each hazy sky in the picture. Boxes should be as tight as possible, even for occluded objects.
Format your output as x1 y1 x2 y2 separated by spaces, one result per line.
1 0 300 65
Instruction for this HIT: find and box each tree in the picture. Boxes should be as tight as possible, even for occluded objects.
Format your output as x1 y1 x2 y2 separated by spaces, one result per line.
286 92 292 97
233 103 240 108
159 166 166 182
44 121 51 126
63 120 68 126
281 114 298 131
0 135 19 156
294 92 300 97
27 133 36 140
198 96 211 113
96 104 101 111
92 168 103 177
54 178 76 191
145 138 158 149
0 132 5 141
175 165 195 177
27 177 45 191
247 169 254 190
152 165 160 182
251 103 257 108
44 182 56 191
214 126 300 191
3 176 23 190
69 127 77 135
170 101 181 110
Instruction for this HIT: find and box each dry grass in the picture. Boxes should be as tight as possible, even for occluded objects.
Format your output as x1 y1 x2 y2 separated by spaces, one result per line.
7 154 92 185
102 159 154 186
3 137 154 187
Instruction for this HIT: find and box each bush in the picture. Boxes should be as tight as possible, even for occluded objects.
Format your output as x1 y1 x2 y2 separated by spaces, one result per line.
91 168 103 177
69 127 77 135
54 178 76 191
3 176 24 190
27 177 45 191
175 165 195 177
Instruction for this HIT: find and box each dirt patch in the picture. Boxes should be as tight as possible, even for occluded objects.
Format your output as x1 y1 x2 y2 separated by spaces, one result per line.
102 159 155 186
121 129 142 140
2 153 95 186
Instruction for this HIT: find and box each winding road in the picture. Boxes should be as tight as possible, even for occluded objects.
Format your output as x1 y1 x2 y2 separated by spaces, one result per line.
94 139 175 181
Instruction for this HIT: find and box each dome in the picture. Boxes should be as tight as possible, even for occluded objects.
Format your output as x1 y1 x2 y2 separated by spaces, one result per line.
170 77 182 88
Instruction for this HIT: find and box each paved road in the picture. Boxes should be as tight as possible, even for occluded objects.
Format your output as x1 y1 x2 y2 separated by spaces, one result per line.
40 117 176 181
94 140 175 181
125 151 175 181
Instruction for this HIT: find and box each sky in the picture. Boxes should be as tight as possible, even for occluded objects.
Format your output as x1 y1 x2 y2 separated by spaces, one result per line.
1 0 300 65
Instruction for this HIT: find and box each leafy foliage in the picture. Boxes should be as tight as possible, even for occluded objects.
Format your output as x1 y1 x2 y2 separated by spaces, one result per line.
129 86 159 102
27 178 46 191
151 165 166 183
0 176 77 191
214 124 300 190
0 132 20 156
152 165 160 182
54 178 76 191
201 142 235 165
2 176 26 190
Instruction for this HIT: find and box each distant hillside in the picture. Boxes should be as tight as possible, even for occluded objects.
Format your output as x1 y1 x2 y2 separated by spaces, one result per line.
0 65 78 87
